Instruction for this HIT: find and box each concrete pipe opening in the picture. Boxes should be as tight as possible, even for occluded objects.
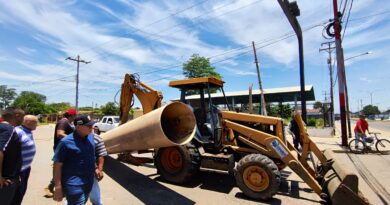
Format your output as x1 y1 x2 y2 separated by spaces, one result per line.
161 102 196 145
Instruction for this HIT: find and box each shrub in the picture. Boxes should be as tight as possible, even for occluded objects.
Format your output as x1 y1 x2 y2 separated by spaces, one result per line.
315 118 324 128
307 118 316 127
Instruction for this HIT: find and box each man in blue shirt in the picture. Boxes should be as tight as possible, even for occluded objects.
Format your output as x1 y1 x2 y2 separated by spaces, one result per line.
52 115 95 205
0 108 24 205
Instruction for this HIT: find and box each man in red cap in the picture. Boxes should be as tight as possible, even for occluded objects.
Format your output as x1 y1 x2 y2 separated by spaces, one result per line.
44 108 77 197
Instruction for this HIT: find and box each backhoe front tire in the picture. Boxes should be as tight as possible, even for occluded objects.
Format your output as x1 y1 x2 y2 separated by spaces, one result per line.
154 144 200 184
235 154 280 201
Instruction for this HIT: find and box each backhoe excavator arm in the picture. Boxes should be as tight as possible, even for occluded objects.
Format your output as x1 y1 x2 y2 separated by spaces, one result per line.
119 73 163 124
117 73 163 165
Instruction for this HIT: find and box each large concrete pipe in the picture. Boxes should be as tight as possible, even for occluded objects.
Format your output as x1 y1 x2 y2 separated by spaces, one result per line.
102 102 196 154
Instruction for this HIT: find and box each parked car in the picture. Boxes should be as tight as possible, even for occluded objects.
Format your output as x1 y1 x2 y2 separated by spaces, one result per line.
93 116 120 134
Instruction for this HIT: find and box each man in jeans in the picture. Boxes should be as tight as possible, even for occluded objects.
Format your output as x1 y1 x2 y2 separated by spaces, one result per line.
62 126 107 205
89 134 107 205
0 108 24 205
53 115 95 204
45 109 77 197
11 115 38 205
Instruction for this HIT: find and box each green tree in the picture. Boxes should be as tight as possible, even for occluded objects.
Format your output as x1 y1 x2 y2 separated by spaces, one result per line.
79 106 94 111
100 102 119 115
279 104 293 119
182 54 222 95
266 104 279 117
313 101 323 109
46 102 72 114
183 54 222 79
12 91 47 114
362 105 380 116
0 85 17 109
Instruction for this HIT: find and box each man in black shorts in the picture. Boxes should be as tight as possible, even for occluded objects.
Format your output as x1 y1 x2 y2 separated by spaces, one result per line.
44 109 77 197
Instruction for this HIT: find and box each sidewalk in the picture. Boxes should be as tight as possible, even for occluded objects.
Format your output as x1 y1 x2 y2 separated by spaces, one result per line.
308 121 390 205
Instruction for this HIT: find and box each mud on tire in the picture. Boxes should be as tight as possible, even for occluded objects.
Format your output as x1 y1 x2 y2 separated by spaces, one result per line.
235 154 280 200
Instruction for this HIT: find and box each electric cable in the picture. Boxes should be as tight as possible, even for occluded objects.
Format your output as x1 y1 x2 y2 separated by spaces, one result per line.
342 0 354 40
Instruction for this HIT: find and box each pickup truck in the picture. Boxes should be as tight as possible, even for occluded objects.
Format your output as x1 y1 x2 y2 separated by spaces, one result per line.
93 116 120 134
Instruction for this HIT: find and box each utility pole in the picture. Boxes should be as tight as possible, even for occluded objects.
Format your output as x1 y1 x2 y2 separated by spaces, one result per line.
332 0 348 146
277 0 306 122
249 84 253 114
66 55 91 111
369 92 373 105
344 73 352 138
252 41 267 116
319 41 335 130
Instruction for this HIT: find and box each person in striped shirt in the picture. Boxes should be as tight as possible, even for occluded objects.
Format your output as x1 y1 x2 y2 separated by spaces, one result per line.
89 134 107 205
12 115 38 205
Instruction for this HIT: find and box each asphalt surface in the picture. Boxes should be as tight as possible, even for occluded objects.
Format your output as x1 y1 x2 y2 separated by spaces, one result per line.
24 125 322 205
21 121 390 205
350 119 390 133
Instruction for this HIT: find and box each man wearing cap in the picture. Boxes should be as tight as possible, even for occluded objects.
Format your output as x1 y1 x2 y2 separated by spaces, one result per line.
52 115 96 204
45 108 77 197
354 114 370 141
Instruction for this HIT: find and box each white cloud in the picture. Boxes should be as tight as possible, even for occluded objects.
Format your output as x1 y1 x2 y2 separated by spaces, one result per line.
223 67 257 76
17 47 36 55
0 0 389 108
359 77 372 83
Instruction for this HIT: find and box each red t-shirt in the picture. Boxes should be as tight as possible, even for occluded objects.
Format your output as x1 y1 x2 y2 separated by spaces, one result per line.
354 119 368 133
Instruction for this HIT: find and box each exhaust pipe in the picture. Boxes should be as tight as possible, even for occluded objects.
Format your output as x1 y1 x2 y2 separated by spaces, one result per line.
102 102 196 154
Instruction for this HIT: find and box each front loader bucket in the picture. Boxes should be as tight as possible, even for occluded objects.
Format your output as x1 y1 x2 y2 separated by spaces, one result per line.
102 102 196 154
322 149 370 205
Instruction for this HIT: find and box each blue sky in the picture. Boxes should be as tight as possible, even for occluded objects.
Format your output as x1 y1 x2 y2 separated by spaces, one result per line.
0 0 389 112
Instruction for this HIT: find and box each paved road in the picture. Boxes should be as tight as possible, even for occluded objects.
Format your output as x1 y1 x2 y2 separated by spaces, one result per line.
350 119 390 134
22 123 390 205
23 125 321 205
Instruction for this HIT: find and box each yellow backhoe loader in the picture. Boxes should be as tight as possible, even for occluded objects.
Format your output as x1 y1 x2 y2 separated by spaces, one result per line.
102 73 370 205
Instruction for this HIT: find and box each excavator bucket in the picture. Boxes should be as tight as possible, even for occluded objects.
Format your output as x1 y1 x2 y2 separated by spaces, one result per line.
102 102 196 153
292 113 369 205
322 149 369 205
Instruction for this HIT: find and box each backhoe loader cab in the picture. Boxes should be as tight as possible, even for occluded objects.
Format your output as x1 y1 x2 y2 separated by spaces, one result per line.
169 77 229 152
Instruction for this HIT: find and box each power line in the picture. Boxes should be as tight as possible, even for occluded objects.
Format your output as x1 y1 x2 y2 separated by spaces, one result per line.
87 0 261 63
89 19 325 84
342 0 354 40
77 0 212 56
6 75 75 88
8 4 384 90
349 10 390 22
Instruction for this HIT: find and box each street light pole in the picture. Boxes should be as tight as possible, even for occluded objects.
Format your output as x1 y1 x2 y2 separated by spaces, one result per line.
344 51 372 138
277 0 307 122
345 52 372 61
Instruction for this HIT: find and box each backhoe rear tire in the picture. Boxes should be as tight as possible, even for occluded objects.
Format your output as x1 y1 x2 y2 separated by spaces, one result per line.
154 144 200 184
235 154 280 201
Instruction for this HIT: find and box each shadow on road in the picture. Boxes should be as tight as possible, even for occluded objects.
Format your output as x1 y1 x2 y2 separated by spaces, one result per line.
106 157 320 204
278 170 320 204
104 156 195 205
155 169 235 194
